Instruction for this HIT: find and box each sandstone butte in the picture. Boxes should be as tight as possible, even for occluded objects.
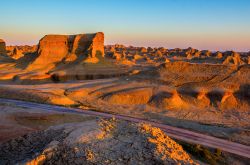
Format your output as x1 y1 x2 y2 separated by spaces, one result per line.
0 39 6 55
26 32 104 71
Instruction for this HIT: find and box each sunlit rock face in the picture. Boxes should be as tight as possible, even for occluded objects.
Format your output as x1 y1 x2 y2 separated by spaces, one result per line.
0 39 6 55
27 32 104 70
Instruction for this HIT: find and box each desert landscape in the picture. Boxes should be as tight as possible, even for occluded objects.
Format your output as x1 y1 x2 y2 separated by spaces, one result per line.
0 31 249 164
1 0 250 164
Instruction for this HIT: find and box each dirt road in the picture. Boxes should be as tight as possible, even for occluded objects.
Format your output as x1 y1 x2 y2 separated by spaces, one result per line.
0 98 249 159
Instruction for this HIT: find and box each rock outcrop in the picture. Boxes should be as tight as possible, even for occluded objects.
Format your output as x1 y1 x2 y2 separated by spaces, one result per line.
0 39 6 55
6 45 37 60
27 32 104 71
222 52 245 65
0 119 197 164
149 90 188 110
0 39 14 62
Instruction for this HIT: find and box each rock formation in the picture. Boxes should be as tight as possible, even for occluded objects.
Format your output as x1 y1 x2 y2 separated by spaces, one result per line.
6 45 37 60
201 50 211 57
0 39 14 62
220 91 238 110
27 32 104 71
196 90 210 108
112 52 122 60
0 39 6 55
215 51 223 59
154 50 163 57
140 47 147 53
0 119 196 164
222 52 245 65
149 90 188 110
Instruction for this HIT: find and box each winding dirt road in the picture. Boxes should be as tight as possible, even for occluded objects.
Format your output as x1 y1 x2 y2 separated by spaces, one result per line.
0 98 250 159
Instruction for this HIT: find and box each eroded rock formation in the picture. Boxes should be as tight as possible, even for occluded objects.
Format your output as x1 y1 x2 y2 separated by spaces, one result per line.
6 45 37 60
222 52 245 65
0 39 6 55
27 32 104 70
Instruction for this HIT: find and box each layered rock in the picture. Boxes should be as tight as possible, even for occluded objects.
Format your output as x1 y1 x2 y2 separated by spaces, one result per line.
0 39 6 55
27 32 104 71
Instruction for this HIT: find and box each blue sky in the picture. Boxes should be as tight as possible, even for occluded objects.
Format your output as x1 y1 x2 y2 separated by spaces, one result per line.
0 0 250 51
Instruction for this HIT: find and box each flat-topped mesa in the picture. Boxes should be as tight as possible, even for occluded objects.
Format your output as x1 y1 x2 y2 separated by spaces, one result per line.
27 32 104 71
0 39 6 55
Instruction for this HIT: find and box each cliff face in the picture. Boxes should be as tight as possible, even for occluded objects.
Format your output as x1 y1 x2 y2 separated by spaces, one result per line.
0 39 6 55
71 32 104 57
27 32 104 70
91 32 104 57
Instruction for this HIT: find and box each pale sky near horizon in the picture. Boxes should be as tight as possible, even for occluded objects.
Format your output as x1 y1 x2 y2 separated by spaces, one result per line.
0 0 250 51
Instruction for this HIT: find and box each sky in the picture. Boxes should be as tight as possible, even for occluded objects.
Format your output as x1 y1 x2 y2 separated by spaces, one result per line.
0 0 250 51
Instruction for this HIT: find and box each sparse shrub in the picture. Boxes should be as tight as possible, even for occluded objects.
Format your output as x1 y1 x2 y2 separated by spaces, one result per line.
179 142 226 165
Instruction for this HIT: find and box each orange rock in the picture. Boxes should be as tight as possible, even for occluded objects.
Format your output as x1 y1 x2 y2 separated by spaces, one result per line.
6 45 37 60
215 51 223 59
140 47 147 53
134 54 144 60
196 90 210 108
220 91 238 110
222 52 245 65
113 52 122 60
150 90 189 110
154 50 163 57
27 32 104 71
0 39 6 55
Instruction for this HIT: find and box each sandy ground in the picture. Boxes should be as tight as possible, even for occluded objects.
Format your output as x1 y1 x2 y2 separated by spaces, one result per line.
0 46 249 163
1 101 249 164
0 69 249 146
1 34 250 165
0 102 95 143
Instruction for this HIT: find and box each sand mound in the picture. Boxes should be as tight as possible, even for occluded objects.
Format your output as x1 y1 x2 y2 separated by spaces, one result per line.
0 119 196 164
